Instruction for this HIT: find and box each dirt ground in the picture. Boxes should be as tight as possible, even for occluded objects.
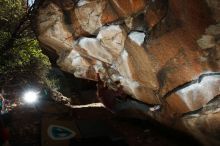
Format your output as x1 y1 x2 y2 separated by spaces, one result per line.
3 100 201 146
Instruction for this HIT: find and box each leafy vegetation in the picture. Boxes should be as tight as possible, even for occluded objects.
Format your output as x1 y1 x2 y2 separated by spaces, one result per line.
0 0 53 92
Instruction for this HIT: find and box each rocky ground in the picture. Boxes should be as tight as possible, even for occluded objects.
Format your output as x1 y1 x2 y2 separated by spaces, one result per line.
3 99 201 146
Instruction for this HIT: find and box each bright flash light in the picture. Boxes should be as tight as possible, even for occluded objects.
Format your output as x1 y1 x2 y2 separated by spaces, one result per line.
23 91 38 103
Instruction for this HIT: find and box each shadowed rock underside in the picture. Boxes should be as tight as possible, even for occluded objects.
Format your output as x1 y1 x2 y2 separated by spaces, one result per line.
35 0 220 145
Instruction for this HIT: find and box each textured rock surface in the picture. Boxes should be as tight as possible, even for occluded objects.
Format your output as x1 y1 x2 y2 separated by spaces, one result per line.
35 0 220 145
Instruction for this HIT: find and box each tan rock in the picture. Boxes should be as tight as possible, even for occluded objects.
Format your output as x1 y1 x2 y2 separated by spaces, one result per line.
35 0 220 145
74 0 106 34
114 44 160 104
37 3 74 53
97 25 126 58
178 99 220 146
205 24 220 36
57 49 98 80
197 35 216 49
166 75 220 113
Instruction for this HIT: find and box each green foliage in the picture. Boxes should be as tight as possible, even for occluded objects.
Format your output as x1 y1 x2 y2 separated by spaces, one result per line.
0 37 51 77
0 0 53 90
0 0 26 32
0 31 11 48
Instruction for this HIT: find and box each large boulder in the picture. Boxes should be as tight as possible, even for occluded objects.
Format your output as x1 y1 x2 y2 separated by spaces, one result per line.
35 0 220 145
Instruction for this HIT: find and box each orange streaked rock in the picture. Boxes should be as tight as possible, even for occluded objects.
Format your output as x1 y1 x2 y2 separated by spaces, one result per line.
35 0 220 145
109 0 147 17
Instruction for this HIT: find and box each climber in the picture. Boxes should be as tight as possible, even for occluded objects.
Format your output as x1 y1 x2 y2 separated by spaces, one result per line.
0 94 4 114
96 73 125 112
96 73 150 113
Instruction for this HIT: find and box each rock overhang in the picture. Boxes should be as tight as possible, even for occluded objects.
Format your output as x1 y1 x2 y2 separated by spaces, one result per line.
35 0 220 145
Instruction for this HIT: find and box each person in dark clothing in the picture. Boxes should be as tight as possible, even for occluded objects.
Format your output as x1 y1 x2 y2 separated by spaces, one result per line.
96 73 150 113
0 94 10 146
96 73 125 112
0 114 10 146
0 94 4 113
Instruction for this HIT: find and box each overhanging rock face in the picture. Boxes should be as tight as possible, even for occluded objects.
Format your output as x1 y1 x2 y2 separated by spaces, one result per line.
35 0 220 145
